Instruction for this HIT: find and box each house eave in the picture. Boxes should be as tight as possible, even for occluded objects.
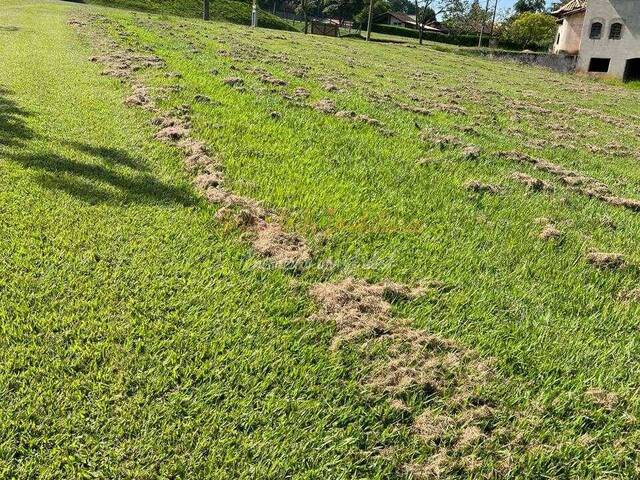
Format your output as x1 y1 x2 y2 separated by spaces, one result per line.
552 7 586 18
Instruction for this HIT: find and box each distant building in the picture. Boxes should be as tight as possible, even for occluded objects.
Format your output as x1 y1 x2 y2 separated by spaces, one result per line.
375 12 445 33
552 0 640 81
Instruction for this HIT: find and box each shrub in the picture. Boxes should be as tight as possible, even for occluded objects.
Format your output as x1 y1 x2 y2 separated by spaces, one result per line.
371 23 547 51
500 12 556 48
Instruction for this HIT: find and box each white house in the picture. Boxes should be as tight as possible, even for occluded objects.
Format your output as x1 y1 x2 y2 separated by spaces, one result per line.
552 0 640 81
374 12 445 33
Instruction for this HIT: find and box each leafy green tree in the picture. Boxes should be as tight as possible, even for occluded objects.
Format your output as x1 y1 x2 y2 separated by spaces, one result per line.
388 0 417 13
412 0 459 44
420 6 436 22
296 0 320 32
501 11 556 47
513 0 546 14
355 0 389 23
465 0 489 34
440 0 471 34
323 0 364 21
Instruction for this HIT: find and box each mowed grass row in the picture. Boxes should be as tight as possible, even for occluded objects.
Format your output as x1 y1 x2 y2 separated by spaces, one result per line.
0 2 416 478
91 6 640 476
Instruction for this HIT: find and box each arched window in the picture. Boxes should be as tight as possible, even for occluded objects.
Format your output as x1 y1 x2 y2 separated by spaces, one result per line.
609 22 623 40
590 22 603 39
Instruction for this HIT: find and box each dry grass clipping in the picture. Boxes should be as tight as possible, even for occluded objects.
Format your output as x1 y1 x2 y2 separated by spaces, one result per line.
312 99 337 114
510 172 553 192
464 181 500 194
586 252 625 269
500 151 640 212
618 288 640 303
462 146 481 160
585 388 620 411
539 224 561 241
309 278 501 476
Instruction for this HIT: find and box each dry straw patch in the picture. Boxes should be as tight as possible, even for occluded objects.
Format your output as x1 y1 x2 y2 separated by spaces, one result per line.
539 224 561 241
464 180 500 194
499 151 640 212
585 388 620 411
124 84 154 109
585 252 625 269
311 100 385 130
461 146 481 160
80 15 309 270
618 288 640 303
509 172 553 192
309 278 503 476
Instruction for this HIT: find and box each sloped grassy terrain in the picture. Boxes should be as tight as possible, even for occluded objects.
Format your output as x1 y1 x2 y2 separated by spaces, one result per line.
3 0 640 478
82 0 295 30
0 2 398 478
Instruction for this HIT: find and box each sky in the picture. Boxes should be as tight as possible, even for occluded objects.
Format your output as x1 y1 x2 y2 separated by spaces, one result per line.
493 0 553 19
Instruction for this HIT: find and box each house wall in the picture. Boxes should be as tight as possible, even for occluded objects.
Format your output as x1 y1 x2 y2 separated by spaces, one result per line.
576 0 640 78
553 11 585 54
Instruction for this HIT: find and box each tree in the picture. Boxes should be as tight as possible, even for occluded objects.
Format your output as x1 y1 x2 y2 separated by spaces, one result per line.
466 0 489 34
411 0 455 45
421 6 436 23
513 0 545 14
440 0 472 35
355 0 389 23
323 0 364 22
501 11 556 47
296 0 320 32
203 0 210 20
388 0 417 14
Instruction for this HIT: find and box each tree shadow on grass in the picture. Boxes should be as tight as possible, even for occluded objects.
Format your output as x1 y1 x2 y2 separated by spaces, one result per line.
64 140 150 172
7 149 198 207
0 86 34 148
2 85 197 207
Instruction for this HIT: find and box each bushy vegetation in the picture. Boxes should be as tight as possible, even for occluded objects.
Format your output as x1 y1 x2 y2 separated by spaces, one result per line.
500 11 557 49
372 23 547 51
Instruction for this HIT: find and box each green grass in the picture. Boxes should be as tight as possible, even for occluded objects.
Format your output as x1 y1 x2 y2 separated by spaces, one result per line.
81 0 295 30
3 0 640 478
0 2 401 478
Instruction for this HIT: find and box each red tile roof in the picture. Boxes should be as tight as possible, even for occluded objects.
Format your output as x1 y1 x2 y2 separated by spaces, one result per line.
552 0 587 17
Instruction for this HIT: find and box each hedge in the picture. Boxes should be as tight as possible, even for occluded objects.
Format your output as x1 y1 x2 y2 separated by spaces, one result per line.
371 23 548 52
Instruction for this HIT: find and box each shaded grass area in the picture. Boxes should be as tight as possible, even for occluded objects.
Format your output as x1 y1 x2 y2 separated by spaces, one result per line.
0 2 408 478
78 0 295 31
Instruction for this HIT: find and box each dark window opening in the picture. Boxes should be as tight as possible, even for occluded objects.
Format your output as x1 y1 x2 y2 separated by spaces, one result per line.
556 32 560 44
590 22 603 39
609 22 623 40
589 57 611 72
624 58 640 82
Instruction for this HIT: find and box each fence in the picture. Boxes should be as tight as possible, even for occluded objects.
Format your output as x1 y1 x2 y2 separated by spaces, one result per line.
311 22 339 37
272 10 360 36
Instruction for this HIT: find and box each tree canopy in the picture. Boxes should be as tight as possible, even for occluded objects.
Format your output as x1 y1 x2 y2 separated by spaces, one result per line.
501 11 556 47
513 0 546 14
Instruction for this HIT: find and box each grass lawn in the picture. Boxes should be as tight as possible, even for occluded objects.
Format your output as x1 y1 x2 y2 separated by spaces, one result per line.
83 0 295 31
2 0 640 478
0 2 404 478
